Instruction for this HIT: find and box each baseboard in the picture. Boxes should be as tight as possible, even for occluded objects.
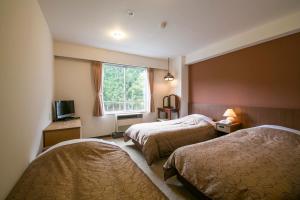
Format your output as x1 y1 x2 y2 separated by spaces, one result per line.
91 134 112 139
91 132 125 139
111 131 124 139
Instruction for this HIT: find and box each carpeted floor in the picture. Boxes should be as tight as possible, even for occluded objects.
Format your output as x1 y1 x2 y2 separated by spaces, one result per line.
104 137 197 200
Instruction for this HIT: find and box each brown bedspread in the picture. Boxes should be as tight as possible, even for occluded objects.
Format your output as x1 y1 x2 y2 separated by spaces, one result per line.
124 114 216 165
164 126 300 200
7 140 168 200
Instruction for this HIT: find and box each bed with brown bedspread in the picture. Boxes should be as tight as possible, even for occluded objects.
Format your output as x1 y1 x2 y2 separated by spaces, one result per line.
124 114 217 165
7 139 167 200
164 125 300 200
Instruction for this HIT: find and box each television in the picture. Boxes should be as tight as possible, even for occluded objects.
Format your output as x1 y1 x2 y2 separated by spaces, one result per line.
54 100 75 120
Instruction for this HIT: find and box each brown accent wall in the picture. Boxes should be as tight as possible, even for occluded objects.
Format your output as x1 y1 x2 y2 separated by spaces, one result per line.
189 32 300 109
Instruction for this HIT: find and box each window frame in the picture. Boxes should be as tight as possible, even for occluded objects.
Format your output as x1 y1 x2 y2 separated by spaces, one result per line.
101 62 148 115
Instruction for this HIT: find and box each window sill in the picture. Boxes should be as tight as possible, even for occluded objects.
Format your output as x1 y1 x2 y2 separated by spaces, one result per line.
104 111 148 116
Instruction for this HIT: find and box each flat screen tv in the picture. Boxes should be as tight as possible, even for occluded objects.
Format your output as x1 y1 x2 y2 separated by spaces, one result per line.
54 100 75 120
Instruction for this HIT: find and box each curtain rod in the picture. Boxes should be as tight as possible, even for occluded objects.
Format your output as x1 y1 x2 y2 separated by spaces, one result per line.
54 55 148 68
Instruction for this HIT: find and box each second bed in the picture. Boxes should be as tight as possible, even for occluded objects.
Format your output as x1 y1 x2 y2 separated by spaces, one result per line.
163 125 300 200
124 114 217 165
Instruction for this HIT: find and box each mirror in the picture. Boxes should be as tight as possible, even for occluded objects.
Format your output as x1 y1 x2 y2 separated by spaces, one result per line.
163 96 170 108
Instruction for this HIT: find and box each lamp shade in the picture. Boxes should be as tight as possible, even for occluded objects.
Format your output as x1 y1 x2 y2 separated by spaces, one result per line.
223 109 237 118
164 72 174 81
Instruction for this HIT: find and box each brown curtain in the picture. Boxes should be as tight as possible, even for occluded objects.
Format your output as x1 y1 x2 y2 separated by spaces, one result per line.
148 68 155 112
92 61 103 116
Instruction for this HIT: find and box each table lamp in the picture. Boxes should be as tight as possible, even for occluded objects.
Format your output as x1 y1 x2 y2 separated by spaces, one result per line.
223 109 237 123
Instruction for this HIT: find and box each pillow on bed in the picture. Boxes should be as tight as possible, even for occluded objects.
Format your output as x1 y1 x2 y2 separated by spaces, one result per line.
190 114 216 127
259 125 300 135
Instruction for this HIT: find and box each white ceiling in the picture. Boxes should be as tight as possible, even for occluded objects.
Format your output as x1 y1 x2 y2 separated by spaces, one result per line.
39 0 300 59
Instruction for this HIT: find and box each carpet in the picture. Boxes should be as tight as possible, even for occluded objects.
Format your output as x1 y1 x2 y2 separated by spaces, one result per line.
105 137 197 200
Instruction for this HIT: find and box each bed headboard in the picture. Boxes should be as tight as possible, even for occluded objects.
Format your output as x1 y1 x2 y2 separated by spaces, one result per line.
189 103 300 130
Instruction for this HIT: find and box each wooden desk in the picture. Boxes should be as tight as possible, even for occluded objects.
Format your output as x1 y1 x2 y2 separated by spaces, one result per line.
43 119 82 148
157 107 180 120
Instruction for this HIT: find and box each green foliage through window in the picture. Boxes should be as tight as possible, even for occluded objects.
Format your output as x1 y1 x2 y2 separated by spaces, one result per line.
102 63 147 113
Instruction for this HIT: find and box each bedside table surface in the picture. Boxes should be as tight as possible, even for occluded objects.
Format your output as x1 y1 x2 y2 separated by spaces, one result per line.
216 122 240 126
44 119 81 131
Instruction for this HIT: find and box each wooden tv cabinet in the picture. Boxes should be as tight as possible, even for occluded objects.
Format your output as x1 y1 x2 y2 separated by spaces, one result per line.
43 119 82 148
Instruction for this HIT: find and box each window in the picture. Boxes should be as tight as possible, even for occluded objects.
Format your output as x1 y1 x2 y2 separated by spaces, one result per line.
102 63 148 114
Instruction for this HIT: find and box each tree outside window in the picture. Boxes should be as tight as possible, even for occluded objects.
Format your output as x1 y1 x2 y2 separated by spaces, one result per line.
102 63 147 113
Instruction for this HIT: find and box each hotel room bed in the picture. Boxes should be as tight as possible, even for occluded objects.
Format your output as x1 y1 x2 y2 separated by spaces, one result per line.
7 139 167 200
124 114 217 165
164 125 300 200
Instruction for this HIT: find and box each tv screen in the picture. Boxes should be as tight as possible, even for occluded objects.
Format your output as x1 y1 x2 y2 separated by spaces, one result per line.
55 100 75 120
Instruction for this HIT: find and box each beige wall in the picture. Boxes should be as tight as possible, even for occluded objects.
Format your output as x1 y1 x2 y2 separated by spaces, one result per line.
0 0 53 199
170 56 189 117
54 57 170 137
54 41 168 70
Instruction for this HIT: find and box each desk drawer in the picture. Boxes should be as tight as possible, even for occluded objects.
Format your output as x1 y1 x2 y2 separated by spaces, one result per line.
216 124 231 133
44 128 80 147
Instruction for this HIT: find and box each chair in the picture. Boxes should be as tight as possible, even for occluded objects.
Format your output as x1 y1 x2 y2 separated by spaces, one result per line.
158 94 180 120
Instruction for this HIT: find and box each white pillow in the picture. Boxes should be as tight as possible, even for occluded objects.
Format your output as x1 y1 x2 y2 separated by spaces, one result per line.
259 125 300 135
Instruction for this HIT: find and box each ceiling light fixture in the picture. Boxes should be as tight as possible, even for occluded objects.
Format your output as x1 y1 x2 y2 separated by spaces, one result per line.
111 31 125 40
164 58 174 81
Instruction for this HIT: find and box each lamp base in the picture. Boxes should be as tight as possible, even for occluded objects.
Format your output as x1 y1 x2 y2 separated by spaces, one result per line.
226 117 236 123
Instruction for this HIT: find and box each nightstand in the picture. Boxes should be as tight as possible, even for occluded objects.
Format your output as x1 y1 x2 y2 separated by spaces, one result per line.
216 122 241 134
